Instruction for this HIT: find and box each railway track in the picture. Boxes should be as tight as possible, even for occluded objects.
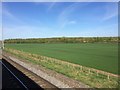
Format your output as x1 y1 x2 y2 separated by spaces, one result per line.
1 59 43 89
2 56 60 90
1 60 29 89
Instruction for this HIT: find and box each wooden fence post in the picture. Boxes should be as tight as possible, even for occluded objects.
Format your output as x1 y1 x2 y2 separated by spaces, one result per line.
88 69 90 74
97 71 98 76
67 63 69 67
107 74 110 80
81 66 82 71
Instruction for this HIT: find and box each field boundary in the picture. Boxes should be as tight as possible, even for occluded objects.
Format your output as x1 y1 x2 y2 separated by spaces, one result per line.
3 48 119 88
4 48 119 79
43 56 119 79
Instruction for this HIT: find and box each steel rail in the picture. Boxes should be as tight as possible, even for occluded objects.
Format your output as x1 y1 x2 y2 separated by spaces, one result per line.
0 61 28 90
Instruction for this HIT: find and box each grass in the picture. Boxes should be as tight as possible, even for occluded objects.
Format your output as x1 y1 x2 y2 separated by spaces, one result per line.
4 47 119 88
5 43 118 74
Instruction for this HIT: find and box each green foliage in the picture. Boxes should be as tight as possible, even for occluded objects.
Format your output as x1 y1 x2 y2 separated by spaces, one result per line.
5 43 118 74
4 37 119 44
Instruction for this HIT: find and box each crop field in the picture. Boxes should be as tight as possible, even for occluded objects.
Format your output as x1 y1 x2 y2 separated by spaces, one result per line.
5 43 118 74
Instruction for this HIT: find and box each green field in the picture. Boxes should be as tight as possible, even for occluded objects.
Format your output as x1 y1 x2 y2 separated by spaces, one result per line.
5 43 118 74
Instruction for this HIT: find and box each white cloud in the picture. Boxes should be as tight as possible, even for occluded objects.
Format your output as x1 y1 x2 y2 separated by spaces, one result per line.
2 6 26 25
59 20 76 28
68 20 76 24
47 0 57 12
58 2 89 29
33 1 57 12
102 3 118 21
58 3 78 28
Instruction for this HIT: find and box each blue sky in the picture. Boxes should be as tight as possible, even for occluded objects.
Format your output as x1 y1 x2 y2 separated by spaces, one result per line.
2 2 118 39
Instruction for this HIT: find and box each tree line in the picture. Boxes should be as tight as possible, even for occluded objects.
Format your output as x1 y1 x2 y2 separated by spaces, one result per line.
4 37 119 44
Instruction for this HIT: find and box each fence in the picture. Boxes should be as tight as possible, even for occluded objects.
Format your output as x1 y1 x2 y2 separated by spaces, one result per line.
4 48 120 80
39 55 119 80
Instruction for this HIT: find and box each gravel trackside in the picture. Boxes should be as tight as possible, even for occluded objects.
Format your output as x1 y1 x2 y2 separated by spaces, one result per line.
3 52 89 88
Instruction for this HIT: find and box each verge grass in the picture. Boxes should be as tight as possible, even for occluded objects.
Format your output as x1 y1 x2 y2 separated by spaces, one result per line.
4 47 119 88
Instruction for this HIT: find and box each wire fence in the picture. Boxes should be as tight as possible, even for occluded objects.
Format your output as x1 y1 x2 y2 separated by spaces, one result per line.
4 48 120 80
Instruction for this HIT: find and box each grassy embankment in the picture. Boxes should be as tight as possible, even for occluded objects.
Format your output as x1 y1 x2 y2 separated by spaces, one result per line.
4 43 119 88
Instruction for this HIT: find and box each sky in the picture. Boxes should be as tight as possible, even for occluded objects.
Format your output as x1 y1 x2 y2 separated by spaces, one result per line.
1 2 118 39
